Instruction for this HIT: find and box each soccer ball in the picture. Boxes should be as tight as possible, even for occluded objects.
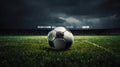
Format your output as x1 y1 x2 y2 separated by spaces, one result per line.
48 27 74 50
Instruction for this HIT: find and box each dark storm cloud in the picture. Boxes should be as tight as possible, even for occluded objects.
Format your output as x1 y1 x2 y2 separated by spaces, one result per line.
53 13 118 29
47 0 120 29
47 0 120 16
47 0 106 16
0 0 120 29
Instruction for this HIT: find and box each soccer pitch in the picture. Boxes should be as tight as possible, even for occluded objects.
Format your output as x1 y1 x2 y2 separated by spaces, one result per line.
0 36 119 67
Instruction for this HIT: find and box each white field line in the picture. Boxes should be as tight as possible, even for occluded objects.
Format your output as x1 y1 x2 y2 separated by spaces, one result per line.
84 40 114 55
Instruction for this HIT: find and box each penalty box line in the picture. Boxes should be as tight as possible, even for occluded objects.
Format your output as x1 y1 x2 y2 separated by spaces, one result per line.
84 40 114 55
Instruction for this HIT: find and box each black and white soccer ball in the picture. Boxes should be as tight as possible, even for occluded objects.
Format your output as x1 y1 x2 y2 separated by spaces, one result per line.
48 27 74 50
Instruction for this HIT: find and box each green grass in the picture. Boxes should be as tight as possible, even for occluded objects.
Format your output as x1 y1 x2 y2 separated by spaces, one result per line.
0 36 120 67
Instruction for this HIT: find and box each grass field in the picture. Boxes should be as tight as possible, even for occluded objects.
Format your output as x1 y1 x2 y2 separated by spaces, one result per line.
0 36 120 67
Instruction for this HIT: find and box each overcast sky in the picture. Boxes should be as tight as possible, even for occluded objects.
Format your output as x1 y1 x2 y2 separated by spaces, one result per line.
0 0 120 29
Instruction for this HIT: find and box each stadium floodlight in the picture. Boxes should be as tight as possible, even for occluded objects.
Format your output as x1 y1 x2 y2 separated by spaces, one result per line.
66 26 74 29
82 26 90 29
48 27 74 50
37 26 51 29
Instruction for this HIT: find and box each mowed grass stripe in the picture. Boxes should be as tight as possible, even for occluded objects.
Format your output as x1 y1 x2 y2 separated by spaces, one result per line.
84 40 114 55
75 36 120 55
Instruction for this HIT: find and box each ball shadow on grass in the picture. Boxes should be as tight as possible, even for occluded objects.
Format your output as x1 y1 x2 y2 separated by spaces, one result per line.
42 47 71 52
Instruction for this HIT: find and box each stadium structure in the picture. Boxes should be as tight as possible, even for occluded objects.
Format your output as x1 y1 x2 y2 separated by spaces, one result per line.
0 26 120 35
